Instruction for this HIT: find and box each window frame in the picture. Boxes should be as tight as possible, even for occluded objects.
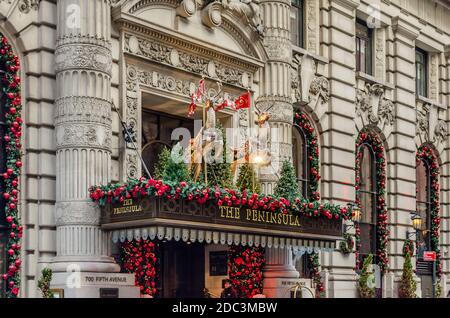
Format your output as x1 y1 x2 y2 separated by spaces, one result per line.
415 48 428 98
416 159 432 252
291 0 305 48
356 142 378 266
292 124 311 199
355 20 373 75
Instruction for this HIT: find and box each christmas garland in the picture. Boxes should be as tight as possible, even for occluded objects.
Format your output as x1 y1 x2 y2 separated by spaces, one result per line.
293 112 320 201
339 232 355 255
416 145 441 277
355 130 389 273
308 253 325 298
120 239 158 297
89 178 352 221
0 33 23 298
228 245 265 298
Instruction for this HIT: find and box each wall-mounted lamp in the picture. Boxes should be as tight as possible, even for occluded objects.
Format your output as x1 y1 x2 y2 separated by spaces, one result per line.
407 212 423 239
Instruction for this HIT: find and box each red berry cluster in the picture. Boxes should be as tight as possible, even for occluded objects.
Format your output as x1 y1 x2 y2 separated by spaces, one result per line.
90 178 352 221
1 33 23 298
228 245 265 298
121 239 158 297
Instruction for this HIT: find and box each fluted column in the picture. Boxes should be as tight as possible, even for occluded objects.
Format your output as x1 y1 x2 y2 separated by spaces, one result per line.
258 0 293 195
257 0 299 298
51 0 119 273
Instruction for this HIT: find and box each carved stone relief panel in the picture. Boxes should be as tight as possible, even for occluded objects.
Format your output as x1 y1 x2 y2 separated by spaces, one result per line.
415 100 448 155
305 0 319 55
429 53 439 101
291 53 329 120
374 28 386 81
124 33 253 89
355 83 395 139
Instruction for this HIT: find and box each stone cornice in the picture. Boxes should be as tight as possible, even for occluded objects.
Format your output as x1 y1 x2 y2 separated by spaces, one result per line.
392 16 421 40
115 13 265 72
332 0 360 10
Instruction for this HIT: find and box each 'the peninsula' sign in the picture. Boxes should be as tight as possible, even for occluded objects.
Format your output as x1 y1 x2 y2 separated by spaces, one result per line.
100 197 342 238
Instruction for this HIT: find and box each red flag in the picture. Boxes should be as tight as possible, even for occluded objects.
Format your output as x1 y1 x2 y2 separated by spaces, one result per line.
215 99 232 111
233 92 251 110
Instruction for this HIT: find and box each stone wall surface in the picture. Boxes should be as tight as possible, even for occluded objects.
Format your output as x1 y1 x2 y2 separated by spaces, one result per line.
0 0 449 297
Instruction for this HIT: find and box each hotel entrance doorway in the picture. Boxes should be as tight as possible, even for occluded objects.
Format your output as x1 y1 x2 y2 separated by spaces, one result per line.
160 241 205 298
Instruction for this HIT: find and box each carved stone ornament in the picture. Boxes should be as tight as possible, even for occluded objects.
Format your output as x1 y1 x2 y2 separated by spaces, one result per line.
55 201 100 226
416 102 448 147
56 124 112 149
55 96 112 126
124 34 252 89
0 0 40 13
356 83 395 130
55 44 113 75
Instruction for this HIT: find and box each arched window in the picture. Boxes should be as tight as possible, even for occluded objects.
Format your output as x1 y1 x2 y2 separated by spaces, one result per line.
357 144 377 265
416 159 432 252
292 125 310 198
0 63 7 297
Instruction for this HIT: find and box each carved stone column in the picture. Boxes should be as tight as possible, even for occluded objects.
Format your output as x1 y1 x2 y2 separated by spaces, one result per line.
257 0 293 194
51 0 119 273
263 247 299 298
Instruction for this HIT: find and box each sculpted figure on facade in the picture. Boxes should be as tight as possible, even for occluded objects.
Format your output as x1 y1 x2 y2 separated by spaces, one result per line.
220 0 265 36
434 120 448 145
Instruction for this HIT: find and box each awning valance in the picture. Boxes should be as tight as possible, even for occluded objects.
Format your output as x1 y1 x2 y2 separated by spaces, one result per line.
111 226 336 252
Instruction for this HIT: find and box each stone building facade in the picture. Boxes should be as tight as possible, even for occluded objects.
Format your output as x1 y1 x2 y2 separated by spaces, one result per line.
0 0 449 298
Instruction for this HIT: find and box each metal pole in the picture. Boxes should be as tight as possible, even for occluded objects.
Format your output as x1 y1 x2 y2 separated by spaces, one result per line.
432 260 436 298
111 103 152 179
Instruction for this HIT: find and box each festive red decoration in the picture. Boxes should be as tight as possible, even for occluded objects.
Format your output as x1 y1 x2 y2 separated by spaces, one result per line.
1 32 22 298
416 145 442 277
89 178 351 221
120 239 159 297
355 130 389 273
293 112 320 201
228 245 265 298
232 92 251 110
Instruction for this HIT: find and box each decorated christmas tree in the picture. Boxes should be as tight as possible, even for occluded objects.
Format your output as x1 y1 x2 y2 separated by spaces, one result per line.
201 122 233 188
236 162 261 194
274 160 300 201
398 253 417 298
153 146 171 180
37 268 54 299
357 254 376 298
161 143 190 185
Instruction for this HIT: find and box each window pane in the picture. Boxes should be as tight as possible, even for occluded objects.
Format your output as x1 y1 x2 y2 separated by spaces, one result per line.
292 126 307 197
291 0 303 47
416 160 428 204
360 146 373 192
415 49 427 97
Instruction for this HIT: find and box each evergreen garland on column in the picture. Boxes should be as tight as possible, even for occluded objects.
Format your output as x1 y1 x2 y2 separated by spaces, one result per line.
0 33 23 298
37 268 54 299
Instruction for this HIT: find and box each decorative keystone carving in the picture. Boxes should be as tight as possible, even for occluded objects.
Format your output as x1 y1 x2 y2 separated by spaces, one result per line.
356 83 395 130
416 101 448 149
